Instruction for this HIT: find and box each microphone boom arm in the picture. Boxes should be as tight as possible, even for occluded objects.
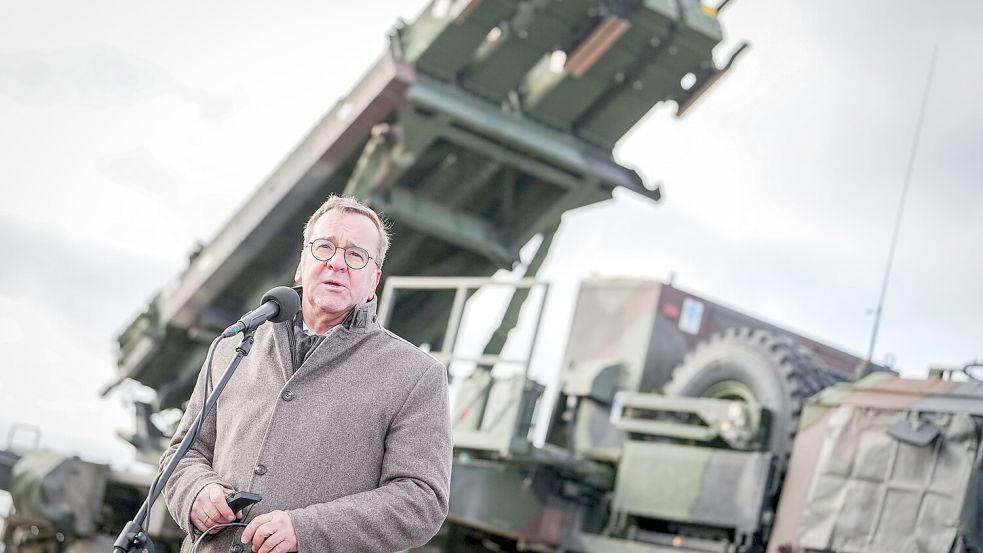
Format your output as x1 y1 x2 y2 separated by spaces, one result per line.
112 330 257 553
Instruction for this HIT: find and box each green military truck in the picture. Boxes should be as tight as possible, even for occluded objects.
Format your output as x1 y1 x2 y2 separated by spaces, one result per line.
380 276 857 552
392 277 982 553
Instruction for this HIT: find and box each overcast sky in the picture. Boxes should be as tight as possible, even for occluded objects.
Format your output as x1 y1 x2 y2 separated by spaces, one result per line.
0 1 980 467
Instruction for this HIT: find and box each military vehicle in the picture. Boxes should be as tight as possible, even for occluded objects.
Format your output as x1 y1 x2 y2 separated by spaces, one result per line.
3 1 979 552
380 276 857 552
382 277 983 553
0 448 184 552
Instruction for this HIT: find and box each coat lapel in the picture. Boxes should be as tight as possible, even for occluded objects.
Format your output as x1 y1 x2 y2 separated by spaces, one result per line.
286 296 381 380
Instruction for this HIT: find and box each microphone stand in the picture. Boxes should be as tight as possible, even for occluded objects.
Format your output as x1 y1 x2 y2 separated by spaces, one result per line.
112 329 257 553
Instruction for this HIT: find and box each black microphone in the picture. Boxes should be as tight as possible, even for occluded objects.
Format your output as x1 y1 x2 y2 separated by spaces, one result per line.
222 286 301 338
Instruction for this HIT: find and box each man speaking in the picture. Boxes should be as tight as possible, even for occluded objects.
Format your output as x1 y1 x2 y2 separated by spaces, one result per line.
161 195 452 552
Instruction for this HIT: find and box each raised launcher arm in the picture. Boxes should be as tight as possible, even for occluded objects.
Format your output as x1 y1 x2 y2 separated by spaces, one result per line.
113 0 737 448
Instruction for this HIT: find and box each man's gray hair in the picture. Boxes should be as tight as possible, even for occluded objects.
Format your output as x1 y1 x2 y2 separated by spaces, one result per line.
303 195 391 267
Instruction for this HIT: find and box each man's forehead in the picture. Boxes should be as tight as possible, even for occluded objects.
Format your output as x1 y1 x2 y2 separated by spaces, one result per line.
313 210 375 230
317 234 367 248
311 211 379 246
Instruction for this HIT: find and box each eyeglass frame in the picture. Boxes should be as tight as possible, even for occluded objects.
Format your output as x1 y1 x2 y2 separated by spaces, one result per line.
308 238 380 270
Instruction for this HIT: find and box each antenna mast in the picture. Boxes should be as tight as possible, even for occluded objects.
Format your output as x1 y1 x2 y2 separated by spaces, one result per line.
866 46 938 366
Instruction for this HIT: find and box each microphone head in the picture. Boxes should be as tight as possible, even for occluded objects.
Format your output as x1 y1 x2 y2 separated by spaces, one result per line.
262 286 301 323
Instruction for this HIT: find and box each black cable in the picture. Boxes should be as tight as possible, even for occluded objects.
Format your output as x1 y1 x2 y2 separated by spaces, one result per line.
191 522 247 553
191 501 261 553
205 335 222 395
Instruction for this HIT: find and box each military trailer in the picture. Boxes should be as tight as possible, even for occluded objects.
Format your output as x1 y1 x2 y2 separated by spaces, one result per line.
767 368 983 553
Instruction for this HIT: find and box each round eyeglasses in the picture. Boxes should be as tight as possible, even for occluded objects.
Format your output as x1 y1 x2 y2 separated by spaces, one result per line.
308 239 378 270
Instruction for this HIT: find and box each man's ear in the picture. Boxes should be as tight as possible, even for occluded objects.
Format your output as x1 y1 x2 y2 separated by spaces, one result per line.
368 269 382 300
293 260 303 284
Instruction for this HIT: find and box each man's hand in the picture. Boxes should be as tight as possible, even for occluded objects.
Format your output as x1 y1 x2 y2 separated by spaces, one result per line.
241 511 298 553
190 483 236 533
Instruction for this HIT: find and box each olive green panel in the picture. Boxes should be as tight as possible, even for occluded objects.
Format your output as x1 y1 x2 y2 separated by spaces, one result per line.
521 1 678 130
575 0 722 147
370 186 518 265
403 73 649 191
612 441 773 536
522 54 605 129
561 280 662 393
576 56 698 147
400 0 520 80
797 406 980 552
462 0 599 103
448 459 606 546
576 89 655 148
613 441 708 522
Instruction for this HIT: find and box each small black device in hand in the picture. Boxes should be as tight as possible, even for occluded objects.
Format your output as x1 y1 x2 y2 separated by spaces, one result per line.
226 491 262 515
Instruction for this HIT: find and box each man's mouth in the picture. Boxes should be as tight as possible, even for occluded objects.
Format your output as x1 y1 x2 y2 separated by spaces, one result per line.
323 280 345 289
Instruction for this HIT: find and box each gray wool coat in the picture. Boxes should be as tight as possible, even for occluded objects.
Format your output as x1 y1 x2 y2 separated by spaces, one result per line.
160 297 452 553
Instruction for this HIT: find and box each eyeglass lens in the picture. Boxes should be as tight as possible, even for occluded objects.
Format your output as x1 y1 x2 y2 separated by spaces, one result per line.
310 239 370 269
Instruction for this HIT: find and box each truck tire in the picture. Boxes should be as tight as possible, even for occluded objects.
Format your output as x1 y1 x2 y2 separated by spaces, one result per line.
663 327 837 465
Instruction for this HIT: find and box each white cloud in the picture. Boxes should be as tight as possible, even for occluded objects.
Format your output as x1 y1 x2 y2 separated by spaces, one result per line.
0 312 25 346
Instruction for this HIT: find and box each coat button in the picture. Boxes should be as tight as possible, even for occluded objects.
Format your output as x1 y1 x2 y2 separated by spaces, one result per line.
231 544 244 553
281 390 295 401
254 464 267 475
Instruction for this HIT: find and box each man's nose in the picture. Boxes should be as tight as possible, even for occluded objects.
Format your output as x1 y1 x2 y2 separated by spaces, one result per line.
325 247 347 269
